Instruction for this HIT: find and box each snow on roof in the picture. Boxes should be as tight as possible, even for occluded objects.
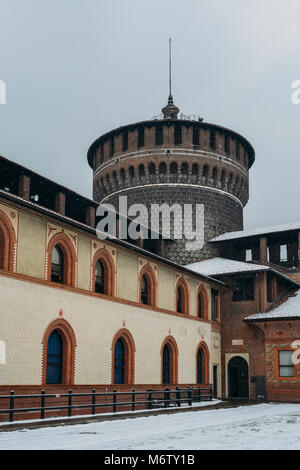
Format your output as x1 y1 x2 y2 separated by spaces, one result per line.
185 257 269 276
210 222 300 242
245 289 300 322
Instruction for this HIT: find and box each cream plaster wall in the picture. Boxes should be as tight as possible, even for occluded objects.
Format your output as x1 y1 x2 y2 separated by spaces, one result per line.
0 275 213 386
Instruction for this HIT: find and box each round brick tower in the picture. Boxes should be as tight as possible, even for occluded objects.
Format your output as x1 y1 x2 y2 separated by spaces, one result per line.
87 97 255 265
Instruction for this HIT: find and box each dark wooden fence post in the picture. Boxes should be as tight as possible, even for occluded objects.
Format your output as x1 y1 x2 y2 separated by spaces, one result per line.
9 391 14 422
188 387 192 406
164 387 170 408
147 388 152 410
41 390 46 419
113 389 117 413
132 389 135 412
68 390 72 417
92 389 96 415
176 387 181 407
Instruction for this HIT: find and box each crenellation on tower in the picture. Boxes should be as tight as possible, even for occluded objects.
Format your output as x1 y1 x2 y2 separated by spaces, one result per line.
88 110 255 264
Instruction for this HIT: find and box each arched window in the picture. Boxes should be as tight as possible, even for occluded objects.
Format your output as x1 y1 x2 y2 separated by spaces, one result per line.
198 293 203 318
161 336 178 385
155 125 163 146
192 163 199 176
181 162 188 175
95 260 105 294
138 164 145 177
120 168 125 185
159 162 167 174
197 286 209 319
163 344 171 384
112 329 135 385
197 348 203 384
129 166 135 183
177 285 184 313
46 330 63 384
51 245 64 284
176 279 189 315
114 338 125 384
93 249 115 296
174 124 182 145
196 342 210 384
141 275 149 305
42 318 77 386
139 266 156 306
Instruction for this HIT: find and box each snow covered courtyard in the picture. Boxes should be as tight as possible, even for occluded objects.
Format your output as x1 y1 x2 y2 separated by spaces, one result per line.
0 403 300 450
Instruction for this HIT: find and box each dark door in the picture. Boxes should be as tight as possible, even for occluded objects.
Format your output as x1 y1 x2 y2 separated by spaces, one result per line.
114 338 125 384
46 330 63 384
213 365 218 397
228 356 249 398
163 345 170 384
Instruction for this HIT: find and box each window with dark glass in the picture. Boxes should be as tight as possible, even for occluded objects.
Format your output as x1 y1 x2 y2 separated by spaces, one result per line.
210 129 216 149
193 127 199 146
51 245 64 284
163 344 170 384
225 135 230 154
155 125 163 146
177 286 184 313
236 141 240 159
122 131 128 151
138 127 144 148
198 293 203 318
110 136 115 157
95 260 105 294
174 124 182 145
141 275 149 305
46 330 63 384
278 350 295 377
114 338 125 384
211 289 219 321
232 275 254 302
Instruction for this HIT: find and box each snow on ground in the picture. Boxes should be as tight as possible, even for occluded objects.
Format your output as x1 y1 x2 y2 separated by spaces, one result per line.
0 403 300 450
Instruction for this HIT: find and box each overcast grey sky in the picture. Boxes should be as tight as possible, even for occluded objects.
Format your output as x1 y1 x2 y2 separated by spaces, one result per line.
0 0 299 230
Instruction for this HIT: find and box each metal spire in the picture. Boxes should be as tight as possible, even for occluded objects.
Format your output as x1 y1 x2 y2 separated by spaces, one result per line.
161 37 179 119
168 38 173 104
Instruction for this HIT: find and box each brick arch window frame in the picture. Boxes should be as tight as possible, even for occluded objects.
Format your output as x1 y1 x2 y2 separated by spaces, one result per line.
41 318 77 386
195 341 210 385
160 336 179 385
175 277 190 315
111 328 136 385
138 265 157 307
92 248 116 296
0 209 16 271
196 285 209 319
47 233 77 287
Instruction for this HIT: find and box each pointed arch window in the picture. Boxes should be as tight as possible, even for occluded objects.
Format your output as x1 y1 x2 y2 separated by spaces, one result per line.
161 337 178 385
95 260 105 294
93 250 115 297
141 275 149 305
176 279 189 315
197 348 203 384
46 330 63 384
51 245 64 284
114 338 125 384
112 329 135 385
163 344 171 384
177 285 183 313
